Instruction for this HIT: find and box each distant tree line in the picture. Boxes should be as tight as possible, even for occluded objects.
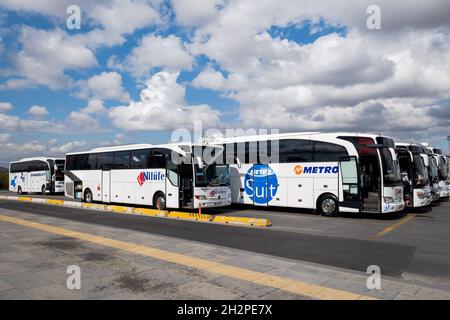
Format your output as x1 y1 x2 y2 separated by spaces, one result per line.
0 169 8 190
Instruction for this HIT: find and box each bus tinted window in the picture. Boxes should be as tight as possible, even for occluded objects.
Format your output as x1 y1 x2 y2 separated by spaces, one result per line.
113 151 131 169
73 155 86 170
314 142 348 162
86 154 97 170
258 141 271 164
236 143 246 164
376 137 395 148
245 141 258 164
131 149 151 169
98 153 113 170
149 149 168 169
66 155 74 170
223 144 236 165
10 163 19 173
30 160 48 171
278 139 314 163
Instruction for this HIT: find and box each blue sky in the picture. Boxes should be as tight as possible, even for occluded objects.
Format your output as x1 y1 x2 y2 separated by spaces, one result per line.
0 0 449 165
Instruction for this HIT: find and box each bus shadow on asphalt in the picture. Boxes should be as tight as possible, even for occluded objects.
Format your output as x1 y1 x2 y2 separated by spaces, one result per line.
213 203 417 221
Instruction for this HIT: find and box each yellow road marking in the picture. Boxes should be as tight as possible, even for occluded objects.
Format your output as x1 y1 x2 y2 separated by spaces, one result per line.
0 213 375 300
369 214 416 240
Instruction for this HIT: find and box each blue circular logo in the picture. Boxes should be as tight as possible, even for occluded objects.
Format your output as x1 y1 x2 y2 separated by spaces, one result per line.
244 164 278 204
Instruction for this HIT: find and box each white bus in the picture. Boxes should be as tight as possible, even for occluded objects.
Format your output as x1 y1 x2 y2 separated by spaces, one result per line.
9 158 65 195
432 147 449 200
64 143 231 210
396 143 432 208
209 132 405 216
421 144 449 201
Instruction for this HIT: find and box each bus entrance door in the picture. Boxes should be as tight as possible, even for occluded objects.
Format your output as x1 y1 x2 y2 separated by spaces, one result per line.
339 156 361 211
165 165 180 209
102 170 111 203
179 164 194 209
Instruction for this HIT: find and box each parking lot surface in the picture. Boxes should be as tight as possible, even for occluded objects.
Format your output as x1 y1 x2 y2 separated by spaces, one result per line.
0 190 449 299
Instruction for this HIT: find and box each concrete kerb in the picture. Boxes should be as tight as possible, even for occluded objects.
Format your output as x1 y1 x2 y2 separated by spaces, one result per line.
0 195 272 228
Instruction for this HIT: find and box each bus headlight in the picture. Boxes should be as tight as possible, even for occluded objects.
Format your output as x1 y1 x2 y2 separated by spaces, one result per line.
384 197 394 204
417 192 425 199
195 195 207 200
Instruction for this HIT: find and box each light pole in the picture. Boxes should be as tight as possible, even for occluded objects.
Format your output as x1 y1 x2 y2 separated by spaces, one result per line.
447 135 450 156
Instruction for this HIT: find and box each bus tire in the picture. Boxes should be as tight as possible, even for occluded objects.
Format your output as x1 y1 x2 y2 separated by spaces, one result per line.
41 185 47 195
153 192 166 210
317 194 339 217
18 186 22 195
84 189 93 203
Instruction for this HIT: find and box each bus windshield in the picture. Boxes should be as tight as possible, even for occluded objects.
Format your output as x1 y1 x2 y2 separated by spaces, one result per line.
55 160 65 181
413 155 429 186
380 147 401 184
429 156 438 179
195 163 231 187
439 156 448 179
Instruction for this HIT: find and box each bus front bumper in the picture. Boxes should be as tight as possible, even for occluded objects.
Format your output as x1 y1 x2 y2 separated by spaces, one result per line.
383 201 405 213
194 187 232 209
439 188 449 200
412 188 432 208
197 199 232 208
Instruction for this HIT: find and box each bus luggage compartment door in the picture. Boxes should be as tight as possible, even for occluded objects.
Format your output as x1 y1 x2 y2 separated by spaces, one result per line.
102 170 111 203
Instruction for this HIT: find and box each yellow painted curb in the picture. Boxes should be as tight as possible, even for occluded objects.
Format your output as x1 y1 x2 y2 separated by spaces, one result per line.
167 211 213 222
47 199 65 206
213 216 272 227
106 205 131 214
81 203 107 211
133 208 168 217
0 196 272 227
18 197 33 202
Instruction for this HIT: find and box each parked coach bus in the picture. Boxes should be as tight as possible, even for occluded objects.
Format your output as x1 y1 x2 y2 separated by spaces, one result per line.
396 143 432 208
421 144 448 201
209 132 405 216
432 147 449 200
9 157 65 195
64 143 231 210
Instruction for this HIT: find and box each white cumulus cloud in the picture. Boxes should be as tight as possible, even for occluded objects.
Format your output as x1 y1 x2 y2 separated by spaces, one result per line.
118 35 193 78
76 72 130 102
109 70 220 130
28 105 49 117
0 102 12 112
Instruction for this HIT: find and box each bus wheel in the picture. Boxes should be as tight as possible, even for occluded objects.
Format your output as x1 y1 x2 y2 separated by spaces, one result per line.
84 189 93 203
18 186 22 195
41 186 47 195
317 195 339 217
154 193 166 210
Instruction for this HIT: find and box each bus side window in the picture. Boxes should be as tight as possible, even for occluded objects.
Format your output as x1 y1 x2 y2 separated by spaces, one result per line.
258 141 272 164
246 141 258 164
87 154 98 170
98 153 113 170
132 149 150 169
236 143 245 164
314 142 349 162
113 151 131 169
166 160 179 187
224 143 236 165
150 149 168 169
278 140 314 163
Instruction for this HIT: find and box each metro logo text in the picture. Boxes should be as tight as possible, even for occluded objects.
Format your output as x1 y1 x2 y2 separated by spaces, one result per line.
294 165 339 175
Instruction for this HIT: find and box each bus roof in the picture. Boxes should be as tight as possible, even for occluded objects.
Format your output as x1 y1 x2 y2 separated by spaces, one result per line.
209 132 392 144
65 143 222 156
10 157 64 164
